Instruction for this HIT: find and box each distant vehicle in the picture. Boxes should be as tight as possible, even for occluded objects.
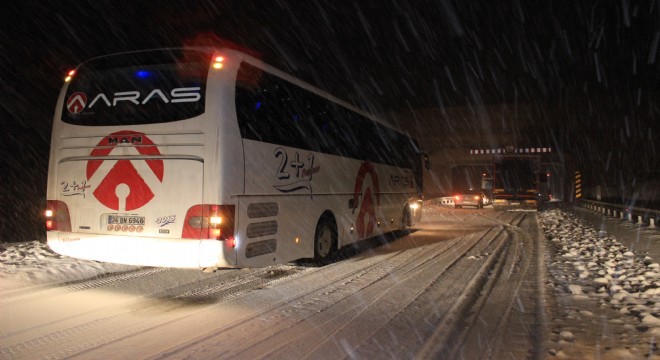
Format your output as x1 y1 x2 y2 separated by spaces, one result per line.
453 188 485 209
481 191 492 205
492 156 539 210
538 192 552 203
45 47 426 270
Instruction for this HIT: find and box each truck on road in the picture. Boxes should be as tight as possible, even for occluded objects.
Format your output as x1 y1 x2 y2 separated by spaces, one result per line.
492 156 540 210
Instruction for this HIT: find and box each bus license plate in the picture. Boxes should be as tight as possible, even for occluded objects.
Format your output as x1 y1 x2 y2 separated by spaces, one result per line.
108 215 145 225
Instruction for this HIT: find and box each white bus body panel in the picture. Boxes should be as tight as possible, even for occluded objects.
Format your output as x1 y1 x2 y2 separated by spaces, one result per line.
235 139 416 266
46 129 238 268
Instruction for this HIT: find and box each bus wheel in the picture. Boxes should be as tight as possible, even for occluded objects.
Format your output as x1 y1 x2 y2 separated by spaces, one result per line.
314 216 337 264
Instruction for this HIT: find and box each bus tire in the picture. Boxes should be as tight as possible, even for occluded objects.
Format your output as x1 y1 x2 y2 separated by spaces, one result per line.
314 215 337 265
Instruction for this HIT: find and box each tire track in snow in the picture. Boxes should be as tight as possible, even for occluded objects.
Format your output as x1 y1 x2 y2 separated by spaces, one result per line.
0 267 171 305
149 241 449 359
355 226 511 359
416 212 546 359
158 226 501 359
296 227 508 360
1 238 426 359
0 265 305 359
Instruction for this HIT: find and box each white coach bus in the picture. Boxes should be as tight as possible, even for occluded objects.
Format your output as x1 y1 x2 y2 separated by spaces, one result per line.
45 48 426 270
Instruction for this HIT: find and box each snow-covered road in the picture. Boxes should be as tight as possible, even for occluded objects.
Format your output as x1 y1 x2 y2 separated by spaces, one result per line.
3 205 658 359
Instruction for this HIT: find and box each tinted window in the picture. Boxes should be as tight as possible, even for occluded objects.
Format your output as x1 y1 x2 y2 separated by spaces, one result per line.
235 62 418 168
62 49 208 126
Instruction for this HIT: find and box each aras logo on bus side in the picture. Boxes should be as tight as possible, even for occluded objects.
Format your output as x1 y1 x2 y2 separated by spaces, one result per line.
353 161 380 238
86 130 164 211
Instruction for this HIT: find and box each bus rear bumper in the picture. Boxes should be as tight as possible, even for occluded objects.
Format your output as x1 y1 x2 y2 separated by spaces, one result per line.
47 232 236 269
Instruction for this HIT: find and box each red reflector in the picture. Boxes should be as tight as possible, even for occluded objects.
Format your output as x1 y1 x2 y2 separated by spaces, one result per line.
46 220 53 230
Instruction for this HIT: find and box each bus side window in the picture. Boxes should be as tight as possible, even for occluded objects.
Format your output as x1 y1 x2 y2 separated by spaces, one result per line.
336 110 362 159
310 105 336 154
235 86 261 140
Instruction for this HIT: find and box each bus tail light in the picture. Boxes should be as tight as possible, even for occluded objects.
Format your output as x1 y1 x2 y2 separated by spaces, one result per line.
182 204 235 243
45 200 72 231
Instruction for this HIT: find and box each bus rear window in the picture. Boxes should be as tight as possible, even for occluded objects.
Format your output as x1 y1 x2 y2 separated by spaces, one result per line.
62 49 208 126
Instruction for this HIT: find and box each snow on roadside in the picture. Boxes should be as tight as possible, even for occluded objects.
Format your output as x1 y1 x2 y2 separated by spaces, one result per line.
540 208 660 358
0 240 136 291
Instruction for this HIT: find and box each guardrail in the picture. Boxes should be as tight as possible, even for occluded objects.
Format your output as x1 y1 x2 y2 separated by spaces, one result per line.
576 199 659 228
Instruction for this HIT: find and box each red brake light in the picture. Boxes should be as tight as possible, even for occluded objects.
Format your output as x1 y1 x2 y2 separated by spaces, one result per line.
45 200 72 231
182 204 235 241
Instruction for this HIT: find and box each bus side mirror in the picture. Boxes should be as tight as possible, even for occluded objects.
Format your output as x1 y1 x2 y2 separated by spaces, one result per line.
423 154 431 170
348 198 358 209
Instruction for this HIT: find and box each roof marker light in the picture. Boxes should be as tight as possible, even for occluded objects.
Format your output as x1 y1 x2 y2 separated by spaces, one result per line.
136 70 151 78
212 55 224 70
64 69 75 82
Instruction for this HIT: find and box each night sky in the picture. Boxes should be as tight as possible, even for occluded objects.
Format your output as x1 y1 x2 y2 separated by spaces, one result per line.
1 0 658 241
